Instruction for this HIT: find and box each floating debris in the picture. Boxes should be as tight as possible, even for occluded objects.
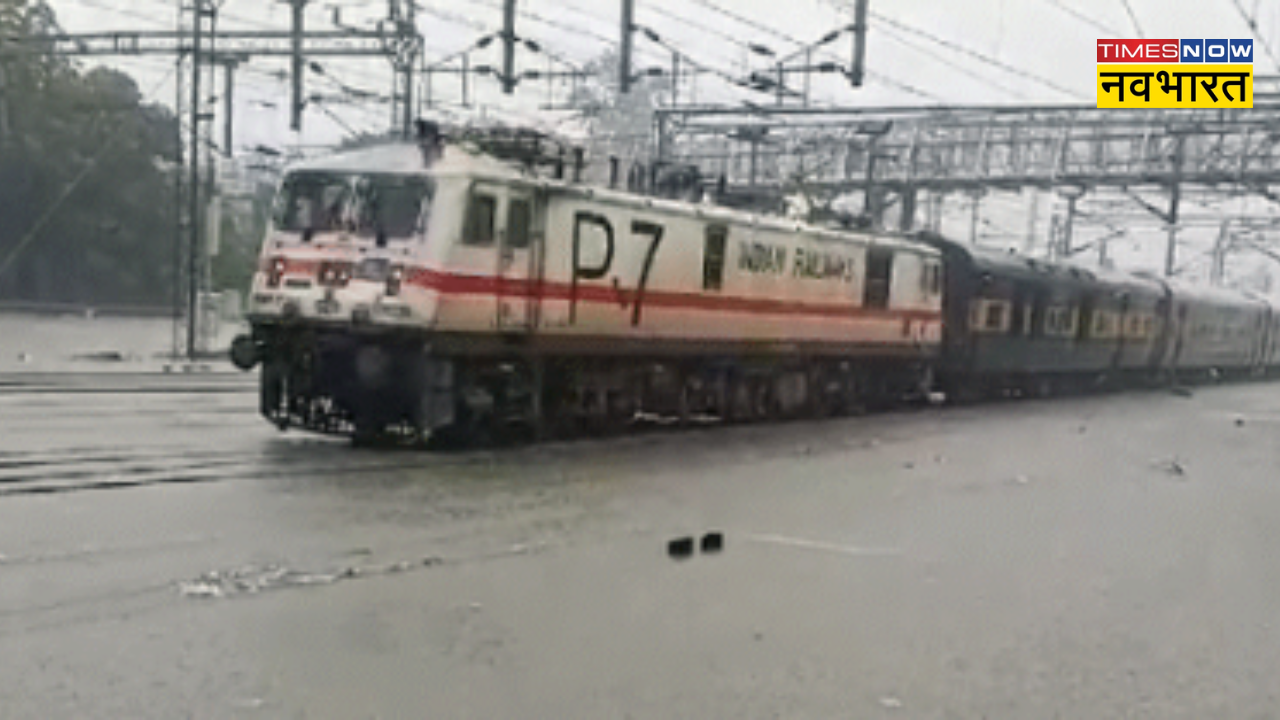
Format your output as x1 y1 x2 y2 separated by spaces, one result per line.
178 581 225 599
72 351 128 363
667 537 695 560
1152 458 1187 477
879 696 904 709
177 555 445 599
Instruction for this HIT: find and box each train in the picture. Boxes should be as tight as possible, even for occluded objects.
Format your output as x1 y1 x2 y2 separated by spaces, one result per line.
229 121 1279 444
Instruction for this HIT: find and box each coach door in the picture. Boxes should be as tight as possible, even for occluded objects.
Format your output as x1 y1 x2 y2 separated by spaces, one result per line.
493 188 542 332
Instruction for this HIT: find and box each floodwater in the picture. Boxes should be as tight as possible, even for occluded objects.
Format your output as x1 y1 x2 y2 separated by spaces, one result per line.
0 311 243 373
3 371 1280 718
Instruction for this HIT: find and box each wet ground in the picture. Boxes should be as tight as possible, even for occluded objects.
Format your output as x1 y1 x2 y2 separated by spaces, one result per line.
2 372 1280 718
0 311 242 373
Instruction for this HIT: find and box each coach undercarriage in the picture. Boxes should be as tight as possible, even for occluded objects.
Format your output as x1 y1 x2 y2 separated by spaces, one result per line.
245 324 932 447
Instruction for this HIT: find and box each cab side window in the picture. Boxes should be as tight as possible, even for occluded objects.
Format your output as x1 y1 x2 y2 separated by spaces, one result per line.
463 193 497 246
864 247 894 309
919 261 942 297
703 225 728 291
506 198 532 249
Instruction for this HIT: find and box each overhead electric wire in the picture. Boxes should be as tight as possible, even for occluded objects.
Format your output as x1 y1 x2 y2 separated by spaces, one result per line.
309 61 389 101
441 0 613 47
678 0 951 101
1228 0 1280 71
59 0 169 28
867 12 1088 100
413 1 489 33
640 31 797 104
640 1 749 50
1117 0 1144 37
544 0 747 72
877 24 1028 100
686 0 797 45
1039 0 1123 36
309 97 363 137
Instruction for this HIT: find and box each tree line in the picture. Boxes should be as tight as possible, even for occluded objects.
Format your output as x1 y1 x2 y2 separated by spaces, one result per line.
0 0 187 308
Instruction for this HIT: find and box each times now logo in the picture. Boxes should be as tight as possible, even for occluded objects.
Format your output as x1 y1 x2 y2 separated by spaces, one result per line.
1097 39 1253 63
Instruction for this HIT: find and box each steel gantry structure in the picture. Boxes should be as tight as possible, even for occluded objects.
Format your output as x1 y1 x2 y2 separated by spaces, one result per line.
654 76 1280 277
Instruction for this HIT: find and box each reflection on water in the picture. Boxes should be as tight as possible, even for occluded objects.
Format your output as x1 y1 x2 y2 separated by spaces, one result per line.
0 312 244 372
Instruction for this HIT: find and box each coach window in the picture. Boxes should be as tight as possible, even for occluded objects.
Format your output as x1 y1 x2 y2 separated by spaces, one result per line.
463 192 497 246
1064 308 1080 336
985 301 1010 332
703 224 728 291
864 247 894 309
506 198 532 249
969 299 1011 333
1091 311 1115 339
1045 306 1079 337
1125 313 1143 339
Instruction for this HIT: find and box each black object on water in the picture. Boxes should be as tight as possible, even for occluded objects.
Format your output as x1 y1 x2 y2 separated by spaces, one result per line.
667 537 694 560
701 532 724 554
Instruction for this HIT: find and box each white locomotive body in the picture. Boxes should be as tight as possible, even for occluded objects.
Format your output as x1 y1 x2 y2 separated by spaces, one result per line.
237 128 943 441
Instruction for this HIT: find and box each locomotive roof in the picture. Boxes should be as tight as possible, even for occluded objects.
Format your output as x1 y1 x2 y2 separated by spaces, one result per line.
287 142 427 176
546 186 937 254
285 142 519 178
288 141 937 256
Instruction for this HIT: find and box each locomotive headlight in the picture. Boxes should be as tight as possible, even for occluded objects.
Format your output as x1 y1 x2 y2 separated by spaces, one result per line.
386 265 405 296
266 257 286 288
319 261 354 288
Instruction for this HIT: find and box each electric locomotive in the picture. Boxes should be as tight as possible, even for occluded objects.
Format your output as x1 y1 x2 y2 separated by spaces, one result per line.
231 123 945 443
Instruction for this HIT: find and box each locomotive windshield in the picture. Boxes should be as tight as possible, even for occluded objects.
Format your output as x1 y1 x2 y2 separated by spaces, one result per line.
273 171 434 239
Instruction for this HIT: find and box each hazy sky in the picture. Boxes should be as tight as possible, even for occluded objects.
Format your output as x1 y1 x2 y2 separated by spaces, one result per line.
37 0 1280 286
41 0 1280 149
